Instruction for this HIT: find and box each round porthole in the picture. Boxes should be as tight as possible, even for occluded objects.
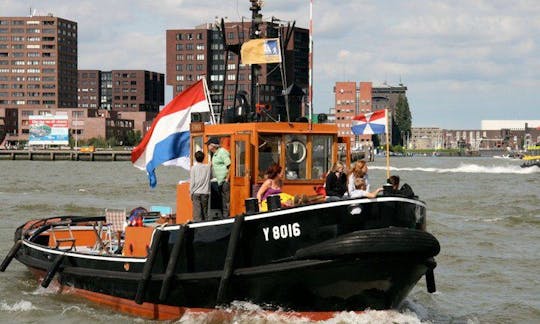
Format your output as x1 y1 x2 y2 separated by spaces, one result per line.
286 140 307 163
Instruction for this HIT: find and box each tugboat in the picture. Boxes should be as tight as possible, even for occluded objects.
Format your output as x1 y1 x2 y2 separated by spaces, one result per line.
1 1 439 321
520 146 540 168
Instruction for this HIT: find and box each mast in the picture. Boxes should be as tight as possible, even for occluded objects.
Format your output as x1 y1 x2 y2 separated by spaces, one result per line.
249 0 262 112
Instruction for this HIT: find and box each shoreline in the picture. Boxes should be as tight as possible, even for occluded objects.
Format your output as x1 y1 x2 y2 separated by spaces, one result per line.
0 149 131 161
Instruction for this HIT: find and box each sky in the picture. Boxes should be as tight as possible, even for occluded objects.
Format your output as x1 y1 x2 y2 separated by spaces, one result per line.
5 0 540 129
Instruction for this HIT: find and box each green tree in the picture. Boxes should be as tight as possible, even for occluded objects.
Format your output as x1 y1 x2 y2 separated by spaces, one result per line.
88 136 107 148
394 95 412 146
125 130 142 146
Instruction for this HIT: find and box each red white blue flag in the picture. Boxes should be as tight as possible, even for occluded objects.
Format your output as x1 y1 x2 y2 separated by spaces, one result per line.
131 80 209 188
351 109 387 135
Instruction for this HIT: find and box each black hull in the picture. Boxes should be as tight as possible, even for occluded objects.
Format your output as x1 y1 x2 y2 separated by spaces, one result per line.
10 197 439 317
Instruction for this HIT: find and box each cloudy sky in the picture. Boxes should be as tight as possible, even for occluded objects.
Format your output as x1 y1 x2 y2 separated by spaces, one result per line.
5 0 540 128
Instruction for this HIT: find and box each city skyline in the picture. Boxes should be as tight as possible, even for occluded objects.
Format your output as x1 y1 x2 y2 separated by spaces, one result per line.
4 0 539 129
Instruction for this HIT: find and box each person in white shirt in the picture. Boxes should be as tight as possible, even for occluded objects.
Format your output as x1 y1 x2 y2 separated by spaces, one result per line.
347 160 370 196
349 178 382 199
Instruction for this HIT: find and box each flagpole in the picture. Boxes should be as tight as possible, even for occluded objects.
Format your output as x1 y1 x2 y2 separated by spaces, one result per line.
308 0 313 130
385 108 390 179
202 78 216 124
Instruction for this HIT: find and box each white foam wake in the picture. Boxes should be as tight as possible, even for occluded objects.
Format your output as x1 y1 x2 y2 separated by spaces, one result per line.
0 300 36 312
178 301 427 323
370 163 539 174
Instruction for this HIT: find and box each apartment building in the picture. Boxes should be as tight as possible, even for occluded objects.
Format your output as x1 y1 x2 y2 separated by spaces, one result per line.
78 69 164 112
166 21 308 122
0 14 77 143
333 81 406 148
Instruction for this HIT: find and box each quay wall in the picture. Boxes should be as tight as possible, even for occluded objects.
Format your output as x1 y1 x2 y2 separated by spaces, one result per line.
0 150 131 161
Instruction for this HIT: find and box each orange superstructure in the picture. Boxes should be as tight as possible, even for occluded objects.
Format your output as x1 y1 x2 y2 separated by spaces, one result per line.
177 121 349 220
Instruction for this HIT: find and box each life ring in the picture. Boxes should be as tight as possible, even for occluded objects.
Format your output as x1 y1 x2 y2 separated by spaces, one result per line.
295 227 440 259
286 140 307 164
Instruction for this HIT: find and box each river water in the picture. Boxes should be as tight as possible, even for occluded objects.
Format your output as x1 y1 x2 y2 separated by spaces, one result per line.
0 157 538 323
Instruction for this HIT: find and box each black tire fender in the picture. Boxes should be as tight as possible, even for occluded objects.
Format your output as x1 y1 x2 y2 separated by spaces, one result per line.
295 227 440 260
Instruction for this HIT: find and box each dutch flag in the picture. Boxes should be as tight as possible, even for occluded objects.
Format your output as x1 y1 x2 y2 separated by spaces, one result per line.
131 80 210 188
351 109 387 135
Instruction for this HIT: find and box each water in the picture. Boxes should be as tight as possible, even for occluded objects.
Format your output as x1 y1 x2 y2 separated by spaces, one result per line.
0 157 538 323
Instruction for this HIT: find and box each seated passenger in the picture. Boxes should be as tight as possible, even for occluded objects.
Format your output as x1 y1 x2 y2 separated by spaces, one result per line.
257 163 283 205
387 174 416 197
350 178 382 199
325 161 347 201
388 175 400 191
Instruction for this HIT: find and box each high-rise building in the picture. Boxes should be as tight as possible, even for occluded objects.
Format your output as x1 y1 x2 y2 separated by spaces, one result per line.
166 21 308 122
333 81 408 148
78 70 164 112
334 82 374 148
372 83 407 112
0 14 78 142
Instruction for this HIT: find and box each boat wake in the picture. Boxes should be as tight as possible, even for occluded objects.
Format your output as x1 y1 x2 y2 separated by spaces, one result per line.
0 300 36 312
371 163 539 174
177 301 427 323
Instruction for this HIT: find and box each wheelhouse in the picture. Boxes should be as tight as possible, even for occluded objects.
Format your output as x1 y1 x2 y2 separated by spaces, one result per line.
176 121 350 221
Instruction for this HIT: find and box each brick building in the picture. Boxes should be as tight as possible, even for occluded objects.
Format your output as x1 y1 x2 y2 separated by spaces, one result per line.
333 81 407 149
0 14 78 143
78 69 164 112
166 21 308 122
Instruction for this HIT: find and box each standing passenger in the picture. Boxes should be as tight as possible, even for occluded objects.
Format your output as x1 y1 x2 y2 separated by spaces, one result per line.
206 137 231 218
190 151 211 221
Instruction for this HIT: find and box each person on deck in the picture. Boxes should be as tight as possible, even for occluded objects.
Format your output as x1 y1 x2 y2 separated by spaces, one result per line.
388 175 400 191
347 160 370 196
325 161 347 201
350 178 382 199
190 151 211 222
206 137 231 218
386 174 415 197
257 163 283 205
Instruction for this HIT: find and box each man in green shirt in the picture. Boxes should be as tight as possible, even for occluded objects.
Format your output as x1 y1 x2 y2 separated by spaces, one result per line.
206 137 231 218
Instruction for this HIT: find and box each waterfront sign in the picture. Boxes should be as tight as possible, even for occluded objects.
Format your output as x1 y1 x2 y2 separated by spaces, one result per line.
29 115 69 145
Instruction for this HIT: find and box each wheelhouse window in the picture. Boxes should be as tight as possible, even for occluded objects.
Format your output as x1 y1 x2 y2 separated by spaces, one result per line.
285 135 307 180
192 136 203 164
235 140 246 176
258 134 281 179
312 135 332 179
258 134 333 181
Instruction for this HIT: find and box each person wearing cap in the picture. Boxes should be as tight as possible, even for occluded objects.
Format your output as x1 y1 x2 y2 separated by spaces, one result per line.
206 137 231 218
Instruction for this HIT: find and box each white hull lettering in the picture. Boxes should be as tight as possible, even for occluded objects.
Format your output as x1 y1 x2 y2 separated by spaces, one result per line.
263 223 301 241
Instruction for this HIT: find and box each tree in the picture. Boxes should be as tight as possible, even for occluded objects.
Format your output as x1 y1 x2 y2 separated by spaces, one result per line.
125 130 142 146
394 95 412 146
